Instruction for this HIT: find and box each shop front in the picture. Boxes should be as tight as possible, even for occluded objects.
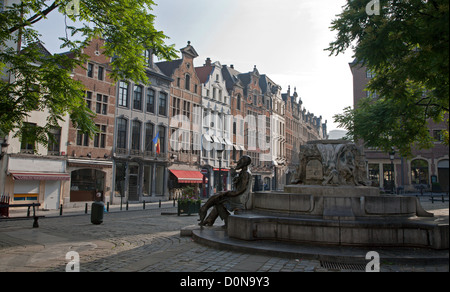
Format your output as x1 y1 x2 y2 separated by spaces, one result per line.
168 169 207 199
113 160 167 204
67 159 113 206
5 157 70 210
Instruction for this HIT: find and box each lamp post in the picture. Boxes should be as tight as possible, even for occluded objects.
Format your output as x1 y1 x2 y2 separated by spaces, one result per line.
217 149 224 192
389 149 396 194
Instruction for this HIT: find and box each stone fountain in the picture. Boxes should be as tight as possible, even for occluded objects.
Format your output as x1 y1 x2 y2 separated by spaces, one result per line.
227 140 449 249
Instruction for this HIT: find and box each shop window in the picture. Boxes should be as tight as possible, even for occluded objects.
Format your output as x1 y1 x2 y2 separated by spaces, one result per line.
368 164 380 187
411 159 429 185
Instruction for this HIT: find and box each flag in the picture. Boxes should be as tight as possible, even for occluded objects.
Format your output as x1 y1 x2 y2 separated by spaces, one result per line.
153 132 160 154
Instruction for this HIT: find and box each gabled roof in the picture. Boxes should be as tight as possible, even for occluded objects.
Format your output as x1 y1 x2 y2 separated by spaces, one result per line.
155 59 183 77
195 65 214 84
180 41 199 59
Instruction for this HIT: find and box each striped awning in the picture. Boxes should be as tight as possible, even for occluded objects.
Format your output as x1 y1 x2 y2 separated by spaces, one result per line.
169 170 206 184
10 172 71 181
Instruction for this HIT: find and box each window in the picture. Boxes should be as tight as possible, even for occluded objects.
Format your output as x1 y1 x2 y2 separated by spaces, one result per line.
94 125 107 148
237 94 241 110
145 123 154 152
98 66 104 81
143 49 152 67
368 164 380 187
118 81 129 107
411 159 429 185
87 63 94 78
159 92 167 116
96 94 108 115
172 97 181 117
131 120 141 151
183 100 191 120
185 74 190 91
158 126 166 154
177 78 181 88
433 130 445 142
116 118 128 149
85 91 92 110
146 88 155 113
20 123 36 153
76 130 89 147
48 127 61 154
133 85 143 110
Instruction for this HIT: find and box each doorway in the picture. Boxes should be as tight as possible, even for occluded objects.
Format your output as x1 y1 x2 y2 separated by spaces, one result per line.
128 164 140 201
44 181 60 210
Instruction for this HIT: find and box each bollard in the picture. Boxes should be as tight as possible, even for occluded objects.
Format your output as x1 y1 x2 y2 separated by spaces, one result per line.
107 202 110 212
159 200 161 208
173 199 176 207
126 201 129 210
143 201 146 210
85 203 88 214
60 204 63 216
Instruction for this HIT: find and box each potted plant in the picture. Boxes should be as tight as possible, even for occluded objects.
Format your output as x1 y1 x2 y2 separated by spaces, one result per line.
177 186 201 216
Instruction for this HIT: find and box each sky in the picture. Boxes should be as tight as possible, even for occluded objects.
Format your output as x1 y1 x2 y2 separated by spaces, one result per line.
34 0 354 133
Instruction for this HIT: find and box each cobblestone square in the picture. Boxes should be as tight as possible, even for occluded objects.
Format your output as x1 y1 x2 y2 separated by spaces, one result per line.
0 198 448 273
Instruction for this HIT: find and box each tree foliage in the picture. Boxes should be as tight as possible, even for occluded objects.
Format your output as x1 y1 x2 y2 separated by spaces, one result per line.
0 0 178 146
327 0 449 157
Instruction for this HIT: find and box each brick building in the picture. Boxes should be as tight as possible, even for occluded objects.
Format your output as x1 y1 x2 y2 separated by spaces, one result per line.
156 42 205 195
65 38 115 206
350 60 449 193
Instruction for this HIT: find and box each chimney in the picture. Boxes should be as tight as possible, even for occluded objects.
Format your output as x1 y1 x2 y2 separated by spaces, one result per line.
205 57 212 66
230 65 234 69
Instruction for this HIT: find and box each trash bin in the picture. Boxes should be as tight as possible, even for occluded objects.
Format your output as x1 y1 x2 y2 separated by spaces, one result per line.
91 201 104 225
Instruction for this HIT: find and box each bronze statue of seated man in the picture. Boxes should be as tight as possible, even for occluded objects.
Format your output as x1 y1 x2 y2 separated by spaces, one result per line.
198 155 252 227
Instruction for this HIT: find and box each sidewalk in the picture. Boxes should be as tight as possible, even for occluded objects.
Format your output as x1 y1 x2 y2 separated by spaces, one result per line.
6 200 180 218
4 192 448 218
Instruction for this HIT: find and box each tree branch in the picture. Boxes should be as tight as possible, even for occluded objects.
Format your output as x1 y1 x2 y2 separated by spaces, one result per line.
8 1 61 34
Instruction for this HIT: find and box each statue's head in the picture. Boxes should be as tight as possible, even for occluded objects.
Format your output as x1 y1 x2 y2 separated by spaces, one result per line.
236 155 252 170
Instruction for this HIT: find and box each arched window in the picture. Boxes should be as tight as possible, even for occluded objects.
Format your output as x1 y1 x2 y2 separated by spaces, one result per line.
411 159 429 185
185 74 191 91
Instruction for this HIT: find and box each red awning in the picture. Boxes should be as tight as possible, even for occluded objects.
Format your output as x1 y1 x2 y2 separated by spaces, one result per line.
11 172 71 181
169 170 207 184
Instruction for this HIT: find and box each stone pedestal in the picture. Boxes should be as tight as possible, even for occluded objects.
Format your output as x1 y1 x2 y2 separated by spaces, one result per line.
227 187 448 250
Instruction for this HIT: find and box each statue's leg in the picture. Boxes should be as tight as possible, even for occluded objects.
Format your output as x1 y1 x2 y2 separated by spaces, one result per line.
202 206 220 226
199 194 221 225
216 203 230 226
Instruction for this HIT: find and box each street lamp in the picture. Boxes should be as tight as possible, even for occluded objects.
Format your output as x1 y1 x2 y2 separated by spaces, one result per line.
389 149 396 194
217 149 224 192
